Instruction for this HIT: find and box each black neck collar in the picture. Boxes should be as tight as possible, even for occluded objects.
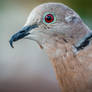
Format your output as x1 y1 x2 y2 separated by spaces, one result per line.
74 32 92 51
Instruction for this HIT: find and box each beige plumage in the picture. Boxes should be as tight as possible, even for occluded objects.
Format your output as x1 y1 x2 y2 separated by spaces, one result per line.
9 3 92 92
45 39 92 92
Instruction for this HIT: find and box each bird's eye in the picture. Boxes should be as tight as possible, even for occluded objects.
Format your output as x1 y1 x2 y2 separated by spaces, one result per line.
43 12 56 24
45 14 54 23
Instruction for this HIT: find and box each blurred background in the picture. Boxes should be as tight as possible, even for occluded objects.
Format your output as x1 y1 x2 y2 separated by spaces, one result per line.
0 0 92 92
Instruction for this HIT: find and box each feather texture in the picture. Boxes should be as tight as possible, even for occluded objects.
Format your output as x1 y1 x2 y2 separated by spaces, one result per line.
44 37 92 92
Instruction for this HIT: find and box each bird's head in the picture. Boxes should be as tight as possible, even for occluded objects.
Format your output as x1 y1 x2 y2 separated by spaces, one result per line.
9 3 89 49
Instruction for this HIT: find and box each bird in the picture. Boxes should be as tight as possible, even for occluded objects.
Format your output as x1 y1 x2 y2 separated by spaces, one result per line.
9 3 92 92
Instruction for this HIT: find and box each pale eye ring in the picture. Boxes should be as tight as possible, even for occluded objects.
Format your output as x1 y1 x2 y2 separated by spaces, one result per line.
43 12 56 24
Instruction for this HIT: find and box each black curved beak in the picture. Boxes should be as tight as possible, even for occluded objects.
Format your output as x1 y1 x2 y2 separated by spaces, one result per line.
9 24 38 48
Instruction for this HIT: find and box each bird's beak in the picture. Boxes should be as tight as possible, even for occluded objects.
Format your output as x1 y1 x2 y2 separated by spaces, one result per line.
9 24 38 48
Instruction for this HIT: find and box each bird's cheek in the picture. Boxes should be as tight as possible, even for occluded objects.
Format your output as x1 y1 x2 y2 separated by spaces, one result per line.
24 33 44 49
24 33 38 40
24 31 41 41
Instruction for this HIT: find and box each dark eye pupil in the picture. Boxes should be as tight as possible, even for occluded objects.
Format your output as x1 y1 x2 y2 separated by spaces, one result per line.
46 16 51 20
45 14 54 23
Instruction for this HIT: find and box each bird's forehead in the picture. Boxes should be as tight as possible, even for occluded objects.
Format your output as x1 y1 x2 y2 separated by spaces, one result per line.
25 3 70 26
32 3 68 14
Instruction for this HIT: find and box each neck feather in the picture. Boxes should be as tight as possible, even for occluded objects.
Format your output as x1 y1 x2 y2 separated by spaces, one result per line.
44 38 90 92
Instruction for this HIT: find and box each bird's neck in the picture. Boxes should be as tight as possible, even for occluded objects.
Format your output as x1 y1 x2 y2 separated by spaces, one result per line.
61 22 90 47
44 39 89 92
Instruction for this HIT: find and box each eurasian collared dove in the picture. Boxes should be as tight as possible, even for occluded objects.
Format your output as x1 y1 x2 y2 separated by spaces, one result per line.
9 3 92 92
